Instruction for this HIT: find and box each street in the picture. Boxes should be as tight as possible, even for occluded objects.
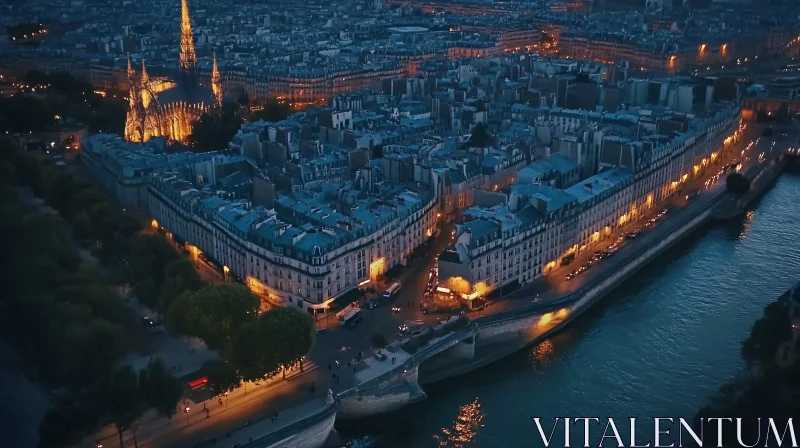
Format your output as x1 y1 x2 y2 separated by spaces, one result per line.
477 122 791 317
95 121 795 448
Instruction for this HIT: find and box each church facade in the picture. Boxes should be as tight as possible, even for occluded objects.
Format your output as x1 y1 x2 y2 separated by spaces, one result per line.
124 0 221 143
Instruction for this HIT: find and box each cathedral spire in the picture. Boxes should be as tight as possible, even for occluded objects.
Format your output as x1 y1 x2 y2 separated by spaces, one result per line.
211 52 222 108
141 58 149 86
179 0 197 74
127 53 135 80
140 58 151 110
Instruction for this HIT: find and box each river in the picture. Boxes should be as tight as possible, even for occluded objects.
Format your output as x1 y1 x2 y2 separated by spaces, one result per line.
337 173 800 447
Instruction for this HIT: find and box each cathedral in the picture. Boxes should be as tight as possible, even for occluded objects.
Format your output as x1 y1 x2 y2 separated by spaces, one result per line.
124 0 222 143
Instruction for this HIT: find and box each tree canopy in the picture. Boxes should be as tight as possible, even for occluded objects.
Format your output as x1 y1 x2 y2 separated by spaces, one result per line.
187 102 243 153
167 283 260 350
140 358 184 420
127 233 189 310
202 360 241 395
741 301 792 370
0 71 127 135
258 307 316 373
466 122 496 148
249 100 291 123
726 172 751 197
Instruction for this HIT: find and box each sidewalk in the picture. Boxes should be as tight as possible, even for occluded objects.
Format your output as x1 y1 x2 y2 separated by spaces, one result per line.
89 362 318 448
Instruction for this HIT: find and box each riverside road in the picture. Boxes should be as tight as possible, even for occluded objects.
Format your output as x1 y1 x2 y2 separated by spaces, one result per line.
341 141 800 448
94 121 793 448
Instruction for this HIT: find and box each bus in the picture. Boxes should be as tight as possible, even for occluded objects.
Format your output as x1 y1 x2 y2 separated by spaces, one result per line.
382 282 401 300
339 308 363 327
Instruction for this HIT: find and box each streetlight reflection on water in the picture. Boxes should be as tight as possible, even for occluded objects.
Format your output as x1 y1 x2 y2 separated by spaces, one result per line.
738 210 756 241
433 399 485 447
531 339 557 367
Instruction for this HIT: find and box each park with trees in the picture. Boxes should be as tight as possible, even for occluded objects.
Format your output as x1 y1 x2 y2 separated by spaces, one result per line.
1 136 317 447
0 71 128 135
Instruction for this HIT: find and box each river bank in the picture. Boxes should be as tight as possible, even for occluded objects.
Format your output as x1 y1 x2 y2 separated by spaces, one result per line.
335 172 800 447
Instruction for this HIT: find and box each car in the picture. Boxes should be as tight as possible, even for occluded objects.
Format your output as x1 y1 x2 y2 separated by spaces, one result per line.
644 221 652 227
685 189 701 201
398 324 408 332
367 301 378 310
606 249 617 257
391 306 401 313
565 274 574 281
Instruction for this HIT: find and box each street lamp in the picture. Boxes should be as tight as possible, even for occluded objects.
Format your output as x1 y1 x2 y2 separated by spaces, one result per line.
224 391 229 409
184 406 190 424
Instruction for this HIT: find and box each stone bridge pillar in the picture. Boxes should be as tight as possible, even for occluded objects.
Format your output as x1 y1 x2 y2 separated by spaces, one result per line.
337 365 427 420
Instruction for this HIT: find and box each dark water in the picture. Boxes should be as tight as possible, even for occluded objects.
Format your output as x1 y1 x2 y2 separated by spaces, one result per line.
338 173 800 448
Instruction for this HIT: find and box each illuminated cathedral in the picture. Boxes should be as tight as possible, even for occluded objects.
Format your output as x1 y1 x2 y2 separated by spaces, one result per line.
124 0 222 143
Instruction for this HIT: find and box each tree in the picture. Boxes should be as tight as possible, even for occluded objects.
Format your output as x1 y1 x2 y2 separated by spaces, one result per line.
467 122 495 148
259 307 316 375
159 259 204 311
167 283 260 350
371 332 388 349
226 320 280 382
202 360 241 395
249 100 291 123
38 398 100 448
371 145 384 159
58 318 129 386
103 366 147 448
141 358 183 420
741 301 791 369
0 95 55 133
725 172 751 197
188 102 243 152
128 234 179 309
41 168 79 214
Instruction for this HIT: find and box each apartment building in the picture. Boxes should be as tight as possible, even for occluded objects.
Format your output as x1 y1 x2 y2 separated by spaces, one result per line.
438 103 741 302
148 171 439 313
565 168 634 255
438 185 578 304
